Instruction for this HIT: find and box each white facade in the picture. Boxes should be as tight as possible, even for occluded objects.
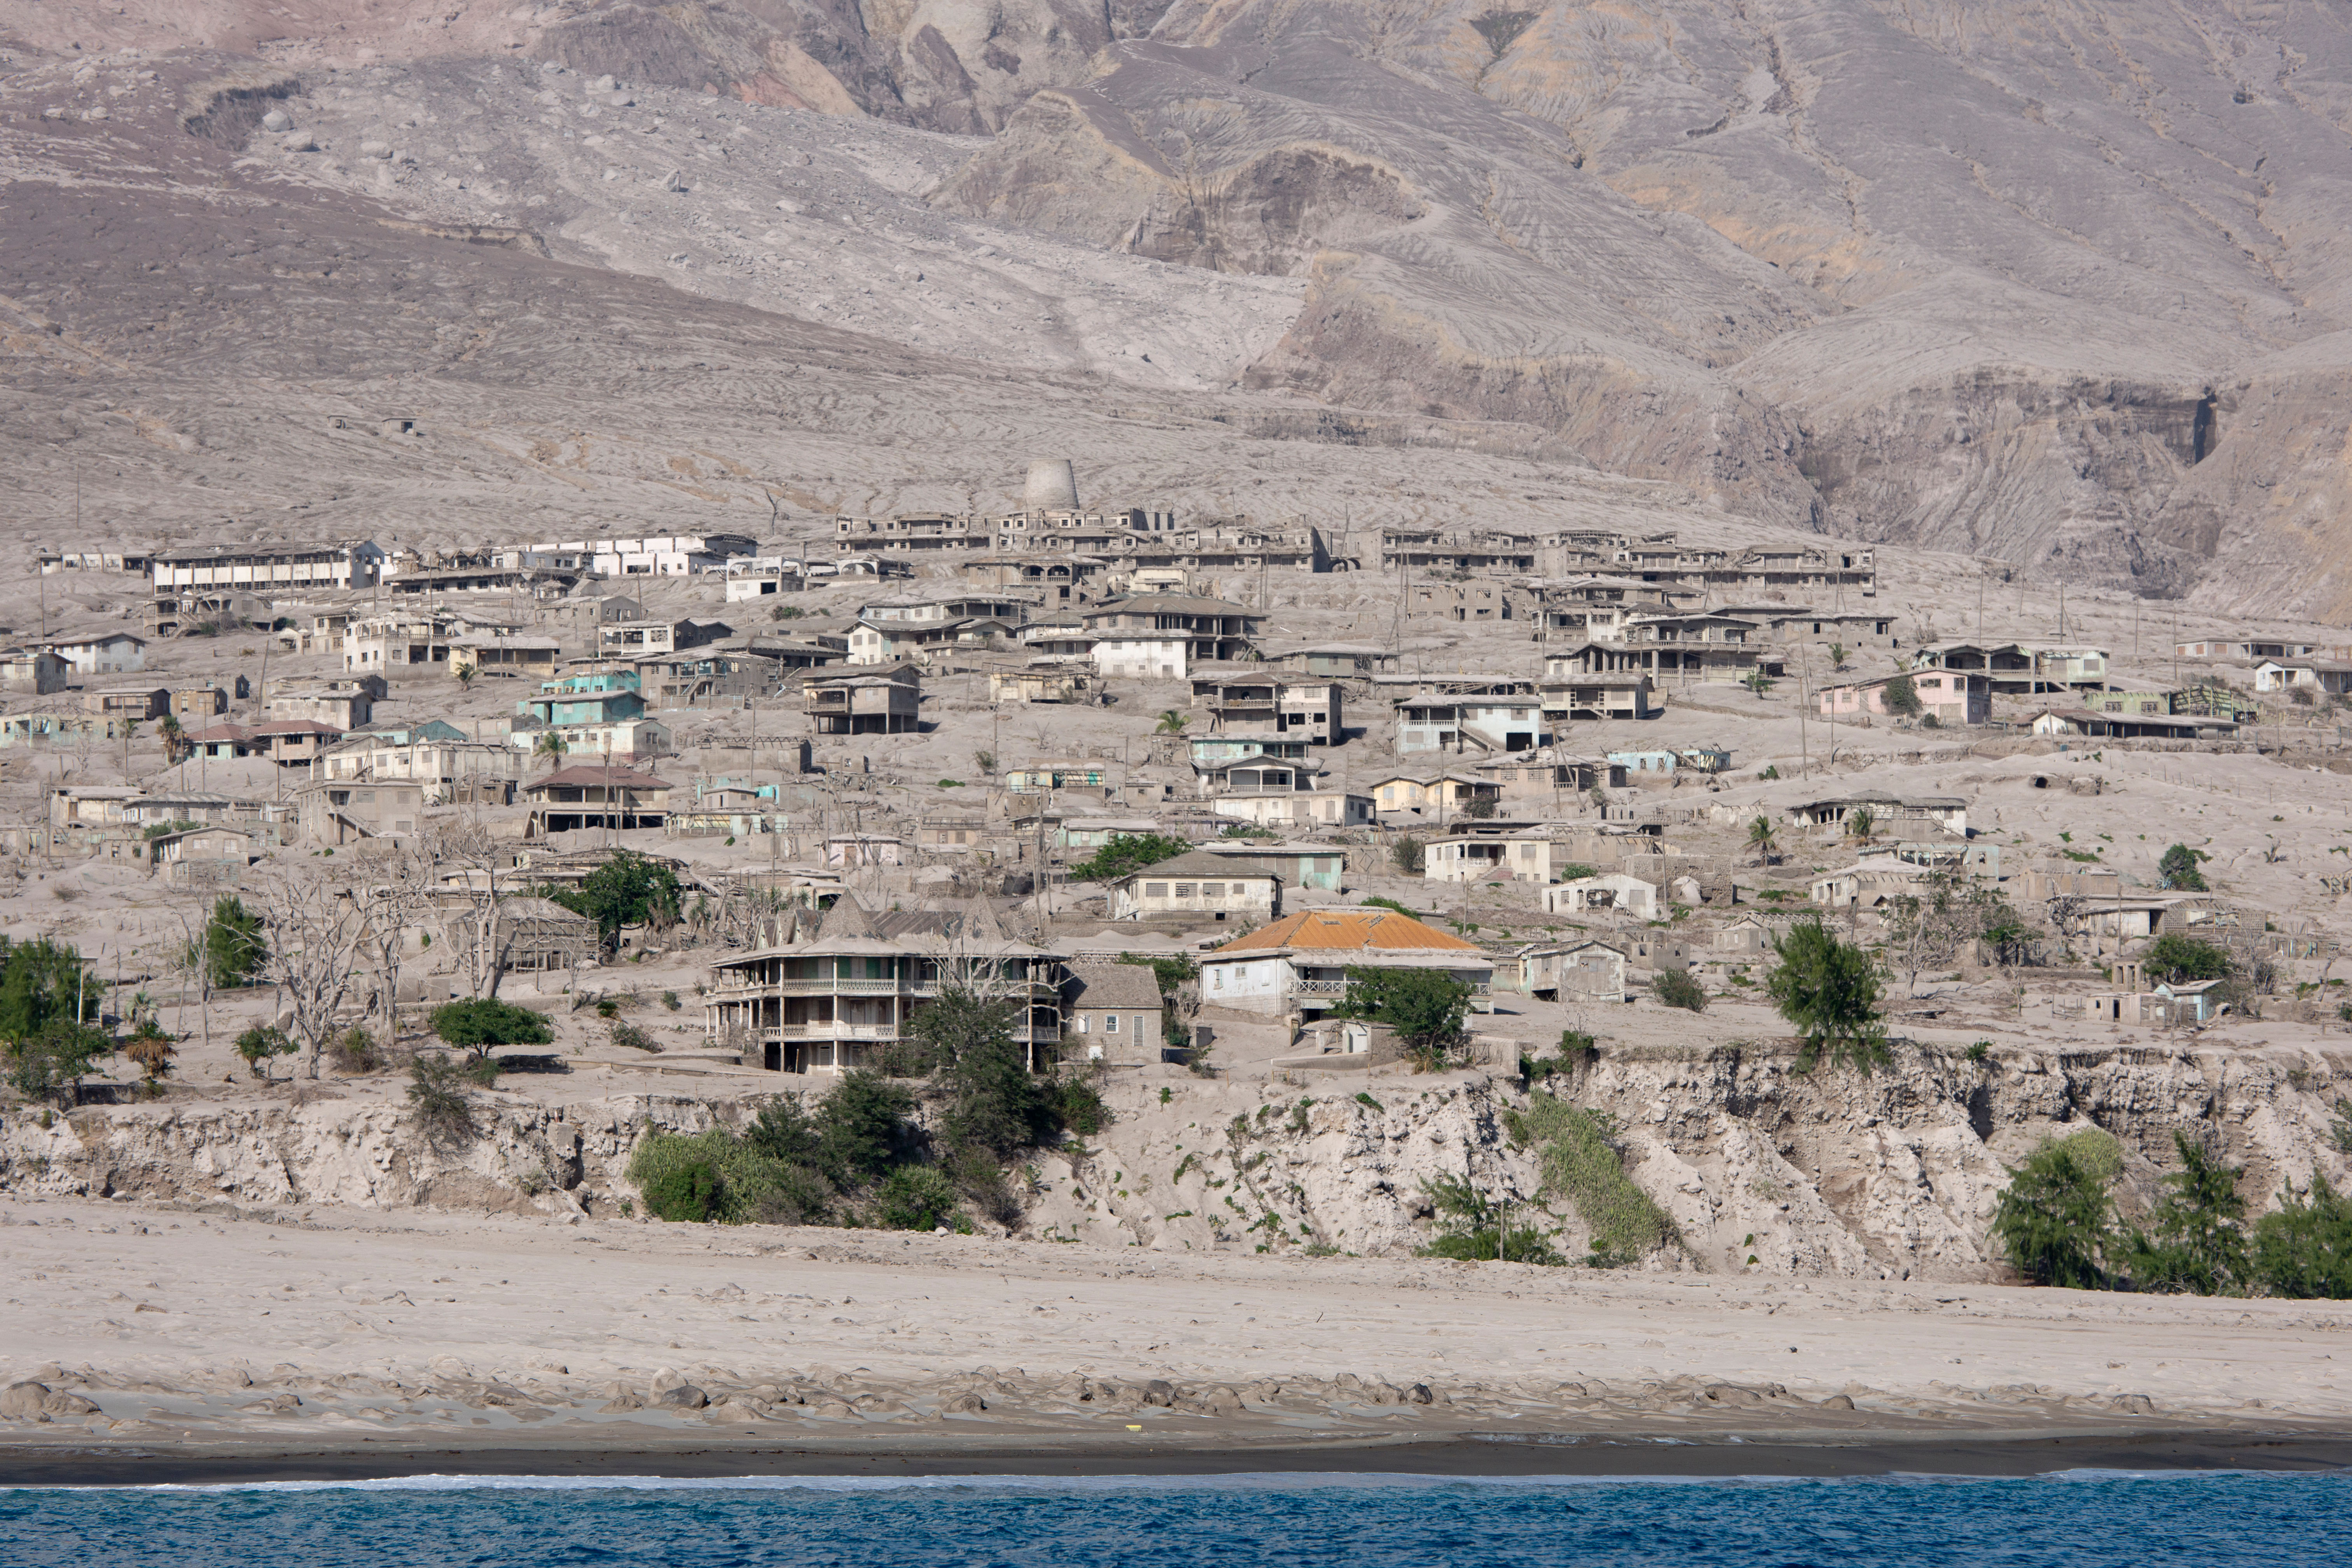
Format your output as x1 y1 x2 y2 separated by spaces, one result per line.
1112 867 1279 923
725 572 804 603
45 633 147 676
1541 873 1662 918
510 716 673 760
1201 954 1296 1009
1209 792 1373 830
151 540 384 596
1091 635 1189 680
519 536 745 577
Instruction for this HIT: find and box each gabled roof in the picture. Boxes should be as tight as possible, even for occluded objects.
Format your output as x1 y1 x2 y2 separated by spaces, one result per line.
1065 965 1165 1010
1209 909 1481 956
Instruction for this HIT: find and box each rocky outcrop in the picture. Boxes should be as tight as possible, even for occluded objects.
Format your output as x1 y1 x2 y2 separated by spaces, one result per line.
3 1043 2343 1281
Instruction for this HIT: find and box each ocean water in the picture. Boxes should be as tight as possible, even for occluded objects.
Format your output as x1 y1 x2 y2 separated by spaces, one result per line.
0 1469 2343 1566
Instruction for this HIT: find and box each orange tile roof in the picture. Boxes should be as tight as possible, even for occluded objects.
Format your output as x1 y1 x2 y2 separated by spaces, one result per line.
1211 909 1482 956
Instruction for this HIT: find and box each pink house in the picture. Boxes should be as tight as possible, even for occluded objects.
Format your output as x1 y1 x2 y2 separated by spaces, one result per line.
1817 671 1989 727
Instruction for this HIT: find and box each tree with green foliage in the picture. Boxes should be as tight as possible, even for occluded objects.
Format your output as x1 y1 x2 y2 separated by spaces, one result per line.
1845 804 1876 841
1991 1137 2116 1288
1651 969 1707 1012
1414 1173 1563 1264
6 1019 114 1105
811 1070 918 1189
1740 668 1775 698
1332 967 1473 1066
1880 674 1922 717
0 936 99 1044
2119 1130 2249 1295
2158 843 2210 892
1389 837 1426 874
2143 933 2230 985
875 1166 963 1231
1069 832 1191 883
924 989 1058 1158
428 998 555 1070
1153 710 1188 734
1766 920 1887 1072
902 987 1021 1079
2249 1175 2352 1299
234 1024 298 1083
1745 815 1779 865
549 851 683 948
202 895 266 989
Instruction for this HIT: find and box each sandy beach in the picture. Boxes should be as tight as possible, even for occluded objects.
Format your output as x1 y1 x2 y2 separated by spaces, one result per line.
3 1194 2349 1482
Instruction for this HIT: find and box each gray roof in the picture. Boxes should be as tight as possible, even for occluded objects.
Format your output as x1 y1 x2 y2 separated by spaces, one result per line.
1121 849 1279 883
1064 965 1166 1010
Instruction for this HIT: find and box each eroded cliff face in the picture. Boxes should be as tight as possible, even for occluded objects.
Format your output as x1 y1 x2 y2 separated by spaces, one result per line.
7 1044 2342 1283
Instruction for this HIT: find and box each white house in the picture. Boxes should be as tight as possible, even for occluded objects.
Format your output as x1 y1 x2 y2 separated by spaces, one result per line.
39 629 148 676
1209 792 1373 831
1519 940 1628 1002
1198 909 1494 1019
1541 872 1662 919
1109 850 1280 925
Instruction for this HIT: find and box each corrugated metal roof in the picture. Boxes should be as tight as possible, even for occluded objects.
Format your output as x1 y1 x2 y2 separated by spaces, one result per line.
1210 909 1480 955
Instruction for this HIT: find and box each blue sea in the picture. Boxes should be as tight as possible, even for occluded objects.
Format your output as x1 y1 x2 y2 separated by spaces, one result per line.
1 1469 2343 1566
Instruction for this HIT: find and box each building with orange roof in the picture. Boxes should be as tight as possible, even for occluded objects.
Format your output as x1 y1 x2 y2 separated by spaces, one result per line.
1199 908 1494 1020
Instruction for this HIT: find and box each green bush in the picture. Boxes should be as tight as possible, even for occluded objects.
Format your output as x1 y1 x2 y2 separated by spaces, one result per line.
1991 1136 2116 1288
2249 1174 2352 1299
1506 1097 1676 1267
1054 1074 1112 1137
1767 920 1887 1073
2157 843 2210 892
430 999 554 1058
640 1152 723 1222
1331 966 1472 1066
2143 934 2230 984
2117 1130 2248 1295
235 1024 297 1082
610 1019 661 1053
874 1166 961 1231
1069 832 1190 883
1651 970 1707 1012
201 898 266 990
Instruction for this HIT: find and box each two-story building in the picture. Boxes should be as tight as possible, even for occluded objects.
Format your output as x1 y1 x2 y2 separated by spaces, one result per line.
1108 850 1281 924
802 666 921 735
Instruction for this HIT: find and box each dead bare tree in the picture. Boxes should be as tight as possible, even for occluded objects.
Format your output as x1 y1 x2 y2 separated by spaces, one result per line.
168 899 215 1063
252 868 368 1081
430 815 511 999
358 847 433 1041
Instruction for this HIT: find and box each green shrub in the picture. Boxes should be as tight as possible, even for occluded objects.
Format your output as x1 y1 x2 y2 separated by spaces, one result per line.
2158 843 2210 892
874 1166 961 1231
1767 920 1887 1073
640 1153 723 1222
1414 1173 1564 1266
235 1024 297 1082
1651 970 1707 1012
1506 1098 1675 1267
2143 934 2230 984
1054 1074 1112 1137
1069 832 1190 883
610 1019 661 1053
2117 1130 2248 1295
662 991 681 1012
430 999 554 1058
328 1026 381 1075
1991 1136 2116 1288
2249 1174 2352 1299
1331 967 1472 1067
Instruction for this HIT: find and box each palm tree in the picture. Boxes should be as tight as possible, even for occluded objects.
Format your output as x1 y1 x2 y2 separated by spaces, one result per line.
1828 642 1849 671
1845 805 1876 843
1746 815 1779 866
456 663 478 692
158 712 187 767
534 731 568 772
1154 710 1188 734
